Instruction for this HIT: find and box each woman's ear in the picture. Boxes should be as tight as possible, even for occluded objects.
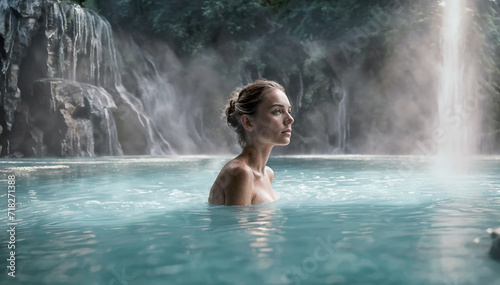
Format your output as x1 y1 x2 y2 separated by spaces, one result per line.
241 115 254 132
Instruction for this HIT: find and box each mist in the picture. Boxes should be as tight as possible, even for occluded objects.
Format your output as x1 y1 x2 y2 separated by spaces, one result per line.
1 0 499 157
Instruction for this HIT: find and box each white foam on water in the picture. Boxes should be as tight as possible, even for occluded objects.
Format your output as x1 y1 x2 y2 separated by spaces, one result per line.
2 165 70 172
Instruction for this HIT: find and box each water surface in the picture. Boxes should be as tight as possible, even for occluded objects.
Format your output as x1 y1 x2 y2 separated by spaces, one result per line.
0 156 499 284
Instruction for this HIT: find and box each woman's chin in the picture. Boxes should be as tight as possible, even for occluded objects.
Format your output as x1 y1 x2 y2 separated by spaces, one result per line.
276 139 291 146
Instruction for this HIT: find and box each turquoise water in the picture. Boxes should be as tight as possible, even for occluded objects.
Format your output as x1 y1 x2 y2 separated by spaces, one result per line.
0 156 499 284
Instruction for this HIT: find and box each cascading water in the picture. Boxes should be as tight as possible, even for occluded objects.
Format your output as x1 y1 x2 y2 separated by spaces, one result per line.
437 0 480 171
43 2 172 156
46 3 116 87
335 86 349 154
132 54 199 153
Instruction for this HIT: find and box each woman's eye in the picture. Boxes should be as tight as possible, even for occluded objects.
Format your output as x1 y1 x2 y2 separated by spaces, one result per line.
273 109 283 114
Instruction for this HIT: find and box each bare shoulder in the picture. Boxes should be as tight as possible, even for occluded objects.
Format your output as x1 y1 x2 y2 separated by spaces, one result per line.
225 159 252 174
265 165 274 183
223 161 254 185
209 159 255 206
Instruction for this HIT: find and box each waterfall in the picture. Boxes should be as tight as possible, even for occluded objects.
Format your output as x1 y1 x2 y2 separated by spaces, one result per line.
334 86 349 154
80 84 123 156
297 70 303 109
43 2 172 156
46 3 115 86
437 0 480 170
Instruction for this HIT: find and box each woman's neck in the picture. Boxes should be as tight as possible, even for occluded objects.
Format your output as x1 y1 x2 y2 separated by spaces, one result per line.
238 145 273 174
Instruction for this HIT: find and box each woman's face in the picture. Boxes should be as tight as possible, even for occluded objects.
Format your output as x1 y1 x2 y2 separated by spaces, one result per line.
249 89 294 146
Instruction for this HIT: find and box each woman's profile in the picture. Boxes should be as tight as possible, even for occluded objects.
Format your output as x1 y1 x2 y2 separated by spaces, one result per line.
208 79 294 206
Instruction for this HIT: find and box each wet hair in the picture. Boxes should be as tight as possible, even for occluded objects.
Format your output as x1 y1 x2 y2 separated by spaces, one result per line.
223 79 285 148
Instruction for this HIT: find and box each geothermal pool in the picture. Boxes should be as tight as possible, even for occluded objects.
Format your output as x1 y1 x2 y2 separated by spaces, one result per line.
0 156 499 284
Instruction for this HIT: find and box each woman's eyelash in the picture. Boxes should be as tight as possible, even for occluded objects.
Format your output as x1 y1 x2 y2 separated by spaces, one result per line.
273 109 292 114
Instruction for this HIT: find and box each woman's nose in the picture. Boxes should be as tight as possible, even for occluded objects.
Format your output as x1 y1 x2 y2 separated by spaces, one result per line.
286 112 294 124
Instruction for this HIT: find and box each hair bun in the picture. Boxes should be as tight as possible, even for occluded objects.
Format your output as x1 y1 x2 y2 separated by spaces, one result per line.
224 97 238 129
228 99 236 113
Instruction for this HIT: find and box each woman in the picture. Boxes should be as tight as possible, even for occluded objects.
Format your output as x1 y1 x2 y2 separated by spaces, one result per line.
208 79 294 206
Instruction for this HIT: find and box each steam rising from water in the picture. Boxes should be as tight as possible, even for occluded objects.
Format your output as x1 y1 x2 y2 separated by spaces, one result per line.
17 2 490 157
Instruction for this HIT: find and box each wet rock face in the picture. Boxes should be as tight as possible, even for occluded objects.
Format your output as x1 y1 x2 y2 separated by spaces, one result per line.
33 78 95 157
31 78 123 157
491 231 500 261
1 1 171 157
1 0 44 132
44 3 118 88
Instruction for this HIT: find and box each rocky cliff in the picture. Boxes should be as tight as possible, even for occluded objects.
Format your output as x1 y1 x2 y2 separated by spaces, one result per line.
0 0 171 157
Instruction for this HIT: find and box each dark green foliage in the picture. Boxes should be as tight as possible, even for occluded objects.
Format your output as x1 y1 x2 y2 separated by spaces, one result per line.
89 0 398 54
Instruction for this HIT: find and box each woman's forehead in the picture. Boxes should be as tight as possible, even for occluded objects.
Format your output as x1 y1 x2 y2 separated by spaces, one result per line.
263 89 291 107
